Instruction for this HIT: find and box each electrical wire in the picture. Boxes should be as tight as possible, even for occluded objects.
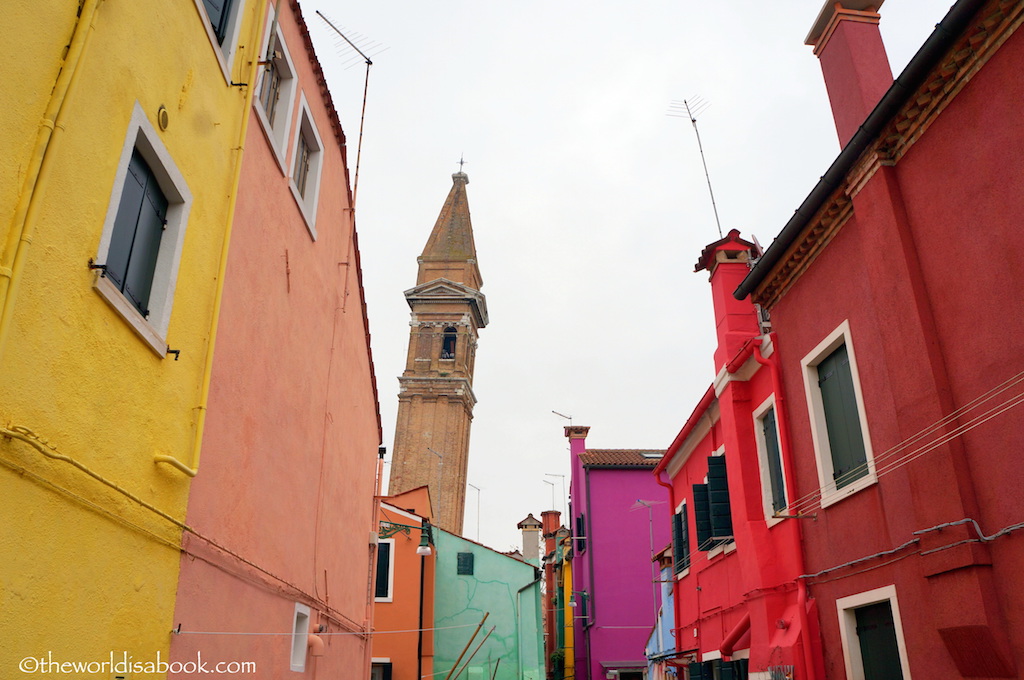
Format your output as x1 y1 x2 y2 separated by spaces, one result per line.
173 622 479 637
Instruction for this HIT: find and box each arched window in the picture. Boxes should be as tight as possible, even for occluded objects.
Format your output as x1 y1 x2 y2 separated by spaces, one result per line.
441 327 457 360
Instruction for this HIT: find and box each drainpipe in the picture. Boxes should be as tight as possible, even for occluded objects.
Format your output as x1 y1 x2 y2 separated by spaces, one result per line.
0 0 104 362
154 0 269 476
516 571 543 679
752 333 817 680
719 612 750 658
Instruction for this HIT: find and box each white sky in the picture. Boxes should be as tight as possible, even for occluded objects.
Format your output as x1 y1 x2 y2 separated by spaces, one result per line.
298 0 949 551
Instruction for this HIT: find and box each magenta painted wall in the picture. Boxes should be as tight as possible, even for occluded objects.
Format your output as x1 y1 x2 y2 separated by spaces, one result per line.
568 439 670 680
168 2 381 678
762 11 1024 679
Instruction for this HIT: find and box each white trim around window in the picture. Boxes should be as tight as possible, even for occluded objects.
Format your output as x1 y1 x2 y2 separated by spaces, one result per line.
752 394 788 526
290 602 311 672
375 538 396 603
193 0 246 84
253 7 297 171
836 585 912 680
800 320 877 508
94 102 192 358
289 93 324 240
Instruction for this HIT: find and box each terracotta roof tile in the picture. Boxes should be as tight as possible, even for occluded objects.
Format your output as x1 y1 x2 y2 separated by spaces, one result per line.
579 449 665 467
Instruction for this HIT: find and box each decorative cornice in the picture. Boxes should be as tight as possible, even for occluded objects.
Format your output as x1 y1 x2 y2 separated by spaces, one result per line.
753 0 1023 309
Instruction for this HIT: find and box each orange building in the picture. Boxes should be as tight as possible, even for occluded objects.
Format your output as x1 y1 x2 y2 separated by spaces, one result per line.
374 488 438 680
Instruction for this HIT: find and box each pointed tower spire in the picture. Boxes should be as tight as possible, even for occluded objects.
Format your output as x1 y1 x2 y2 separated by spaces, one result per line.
388 171 488 535
417 172 482 290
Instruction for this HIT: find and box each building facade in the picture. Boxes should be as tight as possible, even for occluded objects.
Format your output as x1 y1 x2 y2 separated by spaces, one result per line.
1 0 261 672
565 427 669 680
388 171 488 534
167 0 382 676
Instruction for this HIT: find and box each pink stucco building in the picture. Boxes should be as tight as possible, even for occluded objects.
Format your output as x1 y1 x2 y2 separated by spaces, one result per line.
169 0 382 676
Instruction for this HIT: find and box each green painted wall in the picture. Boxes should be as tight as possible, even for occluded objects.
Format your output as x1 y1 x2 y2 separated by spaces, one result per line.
434 530 544 680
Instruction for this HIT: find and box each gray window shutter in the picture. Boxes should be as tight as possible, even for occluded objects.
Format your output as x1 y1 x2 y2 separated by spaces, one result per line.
707 455 733 542
202 0 233 44
762 407 787 512
818 344 868 488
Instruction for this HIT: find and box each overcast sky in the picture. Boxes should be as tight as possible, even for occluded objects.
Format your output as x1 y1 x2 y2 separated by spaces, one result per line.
298 0 948 551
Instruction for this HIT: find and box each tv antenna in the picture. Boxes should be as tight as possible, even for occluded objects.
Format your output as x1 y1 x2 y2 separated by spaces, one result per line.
668 97 723 238
316 12 388 209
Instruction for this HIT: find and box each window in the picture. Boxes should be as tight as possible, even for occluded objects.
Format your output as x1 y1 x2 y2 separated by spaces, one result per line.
671 502 690 575
574 514 587 554
688 659 749 680
836 586 910 680
94 102 192 357
289 95 324 238
456 551 475 575
290 603 311 672
692 453 734 551
374 540 394 601
441 326 457 359
753 397 788 523
370 663 393 680
195 0 244 81
254 16 297 169
802 321 876 506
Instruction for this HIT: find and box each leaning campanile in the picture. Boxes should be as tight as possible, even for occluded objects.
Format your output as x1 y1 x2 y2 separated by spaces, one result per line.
388 171 487 535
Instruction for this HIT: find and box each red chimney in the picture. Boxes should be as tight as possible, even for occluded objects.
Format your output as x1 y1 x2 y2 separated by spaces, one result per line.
806 1 894 147
695 229 760 372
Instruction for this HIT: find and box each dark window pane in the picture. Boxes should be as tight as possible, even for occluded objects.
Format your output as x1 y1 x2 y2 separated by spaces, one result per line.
203 0 233 44
456 551 474 575
374 542 391 598
855 601 904 679
707 455 733 541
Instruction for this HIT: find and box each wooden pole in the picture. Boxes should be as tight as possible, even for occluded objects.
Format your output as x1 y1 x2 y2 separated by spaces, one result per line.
443 612 489 680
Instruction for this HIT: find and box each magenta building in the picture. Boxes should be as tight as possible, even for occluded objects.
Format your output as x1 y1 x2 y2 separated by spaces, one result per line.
565 426 669 680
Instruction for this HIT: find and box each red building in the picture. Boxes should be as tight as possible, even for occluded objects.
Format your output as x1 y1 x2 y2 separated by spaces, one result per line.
661 1 1024 679
654 231 817 679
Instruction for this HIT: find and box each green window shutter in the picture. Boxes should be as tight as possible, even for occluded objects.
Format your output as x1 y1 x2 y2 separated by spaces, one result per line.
456 552 474 575
575 515 587 553
107 150 166 317
817 344 868 488
692 484 713 551
762 407 787 512
672 505 690 573
374 542 391 598
707 455 733 542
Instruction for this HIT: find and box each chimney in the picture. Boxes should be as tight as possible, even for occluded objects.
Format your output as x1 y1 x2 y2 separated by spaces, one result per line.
517 513 544 565
564 425 590 457
806 1 894 148
694 229 760 372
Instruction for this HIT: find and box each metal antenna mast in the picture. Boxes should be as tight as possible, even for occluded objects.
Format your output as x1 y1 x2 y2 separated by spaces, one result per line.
669 97 723 238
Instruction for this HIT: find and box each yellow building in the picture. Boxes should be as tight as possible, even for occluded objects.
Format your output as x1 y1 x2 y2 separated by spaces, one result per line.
1 0 264 673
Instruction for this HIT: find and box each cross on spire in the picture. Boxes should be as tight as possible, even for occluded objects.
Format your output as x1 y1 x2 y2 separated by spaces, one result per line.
457 154 467 173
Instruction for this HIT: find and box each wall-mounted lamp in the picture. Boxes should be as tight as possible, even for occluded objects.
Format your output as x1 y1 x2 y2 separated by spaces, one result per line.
416 520 434 556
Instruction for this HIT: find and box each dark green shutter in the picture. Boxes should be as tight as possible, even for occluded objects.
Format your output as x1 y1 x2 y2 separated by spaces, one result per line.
693 484 713 551
374 542 391 598
707 455 733 542
817 344 868 488
688 661 713 680
575 515 586 553
762 407 787 513
855 601 904 679
107 150 166 317
203 0 234 44
672 505 690 573
456 552 474 575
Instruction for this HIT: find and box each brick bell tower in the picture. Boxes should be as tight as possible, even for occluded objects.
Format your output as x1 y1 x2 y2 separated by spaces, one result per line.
388 171 487 535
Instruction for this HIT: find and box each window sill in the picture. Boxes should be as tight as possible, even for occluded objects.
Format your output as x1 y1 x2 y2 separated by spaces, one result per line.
674 567 690 580
706 540 736 560
93 274 167 358
820 473 877 509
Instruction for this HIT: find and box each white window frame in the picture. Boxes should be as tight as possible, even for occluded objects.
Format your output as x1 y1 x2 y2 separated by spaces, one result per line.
193 0 246 84
375 538 395 603
253 9 297 171
753 394 789 526
289 93 324 240
290 602 311 672
836 585 912 680
94 102 192 358
801 320 876 508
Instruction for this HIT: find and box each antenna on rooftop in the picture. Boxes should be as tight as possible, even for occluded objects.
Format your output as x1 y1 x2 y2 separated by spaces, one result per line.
316 12 387 209
668 97 723 239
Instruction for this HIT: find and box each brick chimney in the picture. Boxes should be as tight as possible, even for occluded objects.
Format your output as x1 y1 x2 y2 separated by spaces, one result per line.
806 1 894 147
694 229 760 372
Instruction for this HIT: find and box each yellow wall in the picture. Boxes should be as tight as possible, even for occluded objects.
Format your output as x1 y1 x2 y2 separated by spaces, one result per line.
0 0 261 673
563 557 575 679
